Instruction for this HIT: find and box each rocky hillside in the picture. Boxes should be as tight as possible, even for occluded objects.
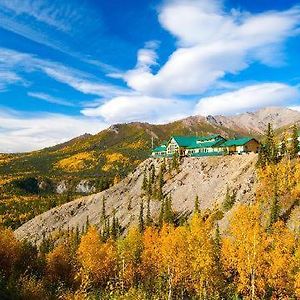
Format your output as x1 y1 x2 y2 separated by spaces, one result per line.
15 154 258 243
206 107 300 134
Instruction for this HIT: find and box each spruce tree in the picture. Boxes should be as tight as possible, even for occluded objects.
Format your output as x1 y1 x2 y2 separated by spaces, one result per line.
85 215 90 233
111 209 118 240
127 197 132 211
265 123 277 163
280 134 288 158
142 168 148 191
157 165 164 201
146 196 152 226
158 198 164 228
138 200 144 232
172 151 180 172
269 182 280 227
101 196 106 224
290 124 299 158
223 186 236 211
150 165 156 183
257 145 267 167
194 195 200 214
214 223 221 259
164 194 174 224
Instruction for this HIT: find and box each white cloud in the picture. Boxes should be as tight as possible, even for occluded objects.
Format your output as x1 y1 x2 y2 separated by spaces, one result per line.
0 70 23 91
81 95 193 124
195 83 300 116
124 0 300 96
0 47 129 98
0 0 72 32
0 109 108 153
28 92 76 107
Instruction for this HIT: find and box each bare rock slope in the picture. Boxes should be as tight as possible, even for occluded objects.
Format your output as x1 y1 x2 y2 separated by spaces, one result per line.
208 107 300 134
15 154 258 243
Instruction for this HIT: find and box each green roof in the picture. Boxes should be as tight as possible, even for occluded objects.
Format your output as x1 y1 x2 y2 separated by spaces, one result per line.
220 137 255 147
153 144 167 152
172 134 223 148
186 138 225 149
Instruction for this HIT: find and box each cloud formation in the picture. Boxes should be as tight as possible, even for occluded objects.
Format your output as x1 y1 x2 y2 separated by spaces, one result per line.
0 109 107 153
81 95 192 124
125 0 300 96
195 83 300 116
28 92 76 107
0 47 128 98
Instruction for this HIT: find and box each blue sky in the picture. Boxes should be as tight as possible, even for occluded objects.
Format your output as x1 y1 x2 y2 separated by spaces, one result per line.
0 0 300 152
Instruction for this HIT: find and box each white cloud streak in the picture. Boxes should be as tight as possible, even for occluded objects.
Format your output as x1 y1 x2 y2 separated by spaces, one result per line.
195 83 300 116
28 92 76 107
0 47 129 98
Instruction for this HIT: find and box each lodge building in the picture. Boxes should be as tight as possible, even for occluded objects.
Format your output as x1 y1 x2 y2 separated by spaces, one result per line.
151 134 260 157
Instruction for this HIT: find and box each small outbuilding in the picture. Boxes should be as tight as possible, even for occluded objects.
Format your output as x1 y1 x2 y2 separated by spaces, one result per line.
220 137 260 154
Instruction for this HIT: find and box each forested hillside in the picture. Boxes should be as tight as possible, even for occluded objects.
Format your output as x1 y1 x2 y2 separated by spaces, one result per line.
0 115 252 229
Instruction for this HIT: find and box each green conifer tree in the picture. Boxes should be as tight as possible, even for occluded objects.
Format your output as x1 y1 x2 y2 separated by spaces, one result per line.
85 215 90 233
111 209 118 240
158 198 164 228
164 194 174 224
265 123 277 163
194 195 200 214
172 151 180 172
280 134 288 158
269 181 280 228
290 124 299 158
142 168 148 191
146 196 152 226
138 200 144 232
101 196 106 224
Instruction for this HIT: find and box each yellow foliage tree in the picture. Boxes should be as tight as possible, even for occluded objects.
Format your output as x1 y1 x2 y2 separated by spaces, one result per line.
141 226 161 288
117 227 142 288
0 227 21 277
221 204 268 299
188 213 222 298
77 226 117 288
159 224 191 298
265 221 296 297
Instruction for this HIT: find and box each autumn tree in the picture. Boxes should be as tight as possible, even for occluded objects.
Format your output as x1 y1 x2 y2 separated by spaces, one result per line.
77 226 117 288
221 204 268 299
46 243 74 287
159 224 191 298
0 227 21 278
265 221 297 298
141 227 161 292
117 227 143 288
188 214 222 298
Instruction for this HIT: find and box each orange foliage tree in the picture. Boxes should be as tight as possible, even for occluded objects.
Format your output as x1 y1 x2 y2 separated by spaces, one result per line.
77 226 117 288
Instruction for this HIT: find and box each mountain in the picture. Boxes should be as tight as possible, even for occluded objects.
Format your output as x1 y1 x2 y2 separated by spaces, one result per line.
205 107 300 134
15 154 258 243
1 106 300 229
